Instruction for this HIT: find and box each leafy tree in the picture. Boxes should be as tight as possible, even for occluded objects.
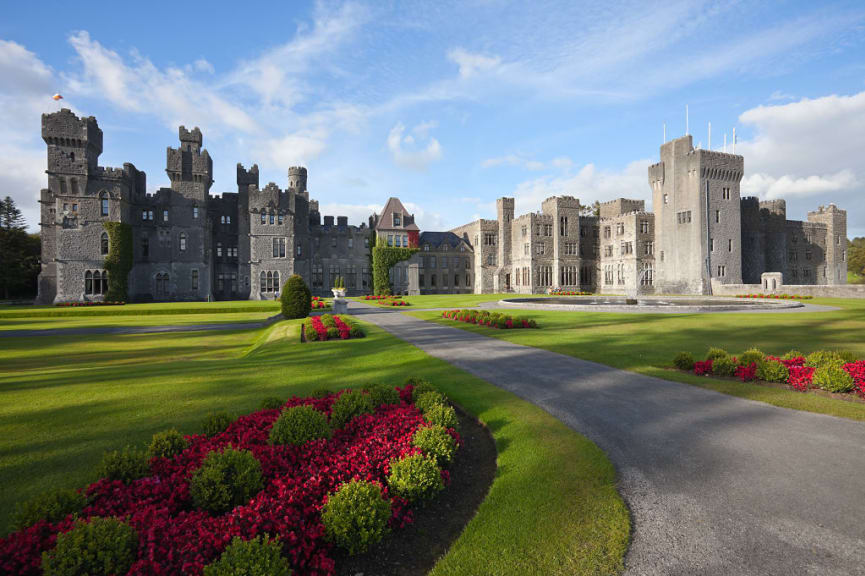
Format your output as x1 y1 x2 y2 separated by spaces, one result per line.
0 197 40 299
848 237 865 281
579 200 600 217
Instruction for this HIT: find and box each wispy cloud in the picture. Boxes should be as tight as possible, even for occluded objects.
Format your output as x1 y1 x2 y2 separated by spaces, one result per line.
387 121 442 170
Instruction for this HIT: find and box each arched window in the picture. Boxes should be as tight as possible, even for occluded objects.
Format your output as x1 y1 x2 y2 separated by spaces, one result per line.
101 197 109 216
273 271 280 292
100 271 109 295
266 271 273 292
179 233 187 251
155 273 169 297
100 232 109 255
85 270 93 295
260 271 266 292
269 212 275 225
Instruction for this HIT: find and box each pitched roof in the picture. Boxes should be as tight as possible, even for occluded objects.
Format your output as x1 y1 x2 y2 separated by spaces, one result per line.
375 197 419 231
419 231 472 251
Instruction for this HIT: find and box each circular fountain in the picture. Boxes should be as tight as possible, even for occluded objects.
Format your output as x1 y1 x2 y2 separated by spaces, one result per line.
497 295 805 313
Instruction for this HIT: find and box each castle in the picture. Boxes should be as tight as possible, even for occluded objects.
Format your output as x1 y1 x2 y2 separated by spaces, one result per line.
36 110 847 303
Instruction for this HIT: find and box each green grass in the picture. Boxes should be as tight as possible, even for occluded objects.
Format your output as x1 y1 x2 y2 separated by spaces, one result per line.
0 299 281 320
409 297 865 421
0 312 276 331
350 292 563 309
848 270 864 284
0 317 629 574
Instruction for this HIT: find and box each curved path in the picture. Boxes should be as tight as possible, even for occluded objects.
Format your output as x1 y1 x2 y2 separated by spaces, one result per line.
350 302 865 575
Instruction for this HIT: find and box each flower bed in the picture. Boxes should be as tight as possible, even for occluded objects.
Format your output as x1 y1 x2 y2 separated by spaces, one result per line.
675 347 865 399
303 314 365 341
376 298 409 307
363 295 394 301
549 290 592 296
735 294 813 300
55 301 126 307
441 309 538 329
0 385 461 575
311 297 330 310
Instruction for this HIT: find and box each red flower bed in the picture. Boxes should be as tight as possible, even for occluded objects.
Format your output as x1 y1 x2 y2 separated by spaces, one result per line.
363 295 391 301
441 309 537 329
377 299 408 307
0 388 457 575
311 297 329 310
694 359 713 376
844 361 865 397
787 365 815 391
735 362 757 382
735 294 813 300
304 315 364 342
549 290 592 296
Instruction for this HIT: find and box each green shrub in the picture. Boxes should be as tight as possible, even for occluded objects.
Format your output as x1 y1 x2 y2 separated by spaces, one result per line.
12 488 87 530
387 453 444 502
326 327 340 340
321 480 391 555
203 535 291 576
783 349 805 360
329 390 375 430
739 348 765 366
269 405 331 446
423 402 459 431
280 274 312 319
406 378 436 401
189 446 264 515
705 347 729 361
260 397 284 411
673 351 695 370
364 383 400 406
836 350 857 363
812 365 855 393
349 325 364 338
41 517 138 576
148 429 188 460
415 391 447 413
98 446 149 484
756 359 789 383
311 388 332 399
711 355 737 377
805 350 848 370
201 411 233 437
304 323 319 342
412 425 457 466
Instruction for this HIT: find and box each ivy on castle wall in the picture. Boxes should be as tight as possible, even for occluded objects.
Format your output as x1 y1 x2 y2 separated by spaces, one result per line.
372 236 417 295
103 222 133 302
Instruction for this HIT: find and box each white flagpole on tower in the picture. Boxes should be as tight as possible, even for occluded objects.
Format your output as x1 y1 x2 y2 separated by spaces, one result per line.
732 128 736 154
686 105 689 135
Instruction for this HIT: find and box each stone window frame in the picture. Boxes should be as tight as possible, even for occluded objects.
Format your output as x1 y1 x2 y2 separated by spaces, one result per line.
179 232 187 252
100 232 109 256
191 269 199 291
84 270 108 295
100 195 109 217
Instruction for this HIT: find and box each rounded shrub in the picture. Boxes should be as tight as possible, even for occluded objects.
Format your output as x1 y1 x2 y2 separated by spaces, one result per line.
805 350 848 370
189 446 264 515
423 402 459 431
415 391 447 414
12 488 87 530
673 351 696 371
269 405 331 446
739 348 765 366
387 453 444 502
41 517 138 576
201 411 233 437
203 535 291 576
304 323 319 342
349 325 364 338
705 347 729 361
259 397 284 411
406 378 436 401
329 390 375 430
412 425 457 466
783 349 805 361
326 327 340 340
148 429 188 460
812 365 855 393
98 446 149 484
711 355 737 377
280 274 312 319
321 479 391 555
364 383 400 406
311 387 332 399
756 359 789 383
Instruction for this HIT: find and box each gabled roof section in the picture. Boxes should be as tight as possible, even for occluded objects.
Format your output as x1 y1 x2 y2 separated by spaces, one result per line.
419 231 473 251
375 197 419 231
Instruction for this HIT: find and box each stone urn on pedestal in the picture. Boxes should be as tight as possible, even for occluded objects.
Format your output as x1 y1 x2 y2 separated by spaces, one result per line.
332 276 348 314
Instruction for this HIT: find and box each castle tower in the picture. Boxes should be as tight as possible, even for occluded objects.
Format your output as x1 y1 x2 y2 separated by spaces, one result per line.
166 126 212 199
288 166 308 199
808 204 847 285
759 199 787 278
42 108 103 176
496 197 514 290
541 196 581 289
650 135 743 294
237 163 259 193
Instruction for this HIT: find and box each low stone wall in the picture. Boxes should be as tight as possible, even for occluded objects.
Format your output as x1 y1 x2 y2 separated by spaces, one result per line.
712 282 865 299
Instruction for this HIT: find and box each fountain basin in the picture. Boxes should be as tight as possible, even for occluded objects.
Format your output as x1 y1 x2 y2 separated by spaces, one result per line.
497 296 805 313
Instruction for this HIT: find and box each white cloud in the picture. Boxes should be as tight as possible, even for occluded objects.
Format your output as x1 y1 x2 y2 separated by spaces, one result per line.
387 121 442 170
447 48 502 78
741 170 857 200
193 58 215 74
316 200 444 231
481 154 572 171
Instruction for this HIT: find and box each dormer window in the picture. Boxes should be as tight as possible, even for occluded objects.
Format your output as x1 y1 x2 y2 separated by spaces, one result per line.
393 213 401 227
424 244 430 252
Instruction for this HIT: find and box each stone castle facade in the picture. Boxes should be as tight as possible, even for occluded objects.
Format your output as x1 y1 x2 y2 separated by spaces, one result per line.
36 111 846 303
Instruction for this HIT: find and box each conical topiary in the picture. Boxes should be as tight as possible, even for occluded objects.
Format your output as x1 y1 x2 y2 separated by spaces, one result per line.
280 274 312 319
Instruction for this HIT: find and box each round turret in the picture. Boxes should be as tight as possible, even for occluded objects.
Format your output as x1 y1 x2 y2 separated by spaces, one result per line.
288 166 307 192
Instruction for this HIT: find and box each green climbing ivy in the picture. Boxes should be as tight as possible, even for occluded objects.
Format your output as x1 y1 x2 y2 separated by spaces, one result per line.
103 221 133 302
372 236 416 295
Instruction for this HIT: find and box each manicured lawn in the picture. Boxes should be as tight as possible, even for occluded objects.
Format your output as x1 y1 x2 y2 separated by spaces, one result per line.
0 318 629 574
0 312 275 331
409 297 865 422
0 299 281 320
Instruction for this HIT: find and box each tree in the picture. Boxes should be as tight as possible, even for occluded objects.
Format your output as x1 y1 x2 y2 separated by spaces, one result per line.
0 196 26 230
280 274 312 319
579 200 600 217
0 197 40 299
848 237 865 282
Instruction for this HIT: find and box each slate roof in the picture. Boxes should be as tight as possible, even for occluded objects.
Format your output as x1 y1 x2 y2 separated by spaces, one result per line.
419 231 473 251
375 197 419 231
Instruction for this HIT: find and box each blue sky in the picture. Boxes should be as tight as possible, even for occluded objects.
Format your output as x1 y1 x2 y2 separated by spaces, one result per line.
2 0 864 236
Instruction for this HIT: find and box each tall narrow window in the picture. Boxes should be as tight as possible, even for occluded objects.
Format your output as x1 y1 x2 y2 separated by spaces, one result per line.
179 233 187 251
141 237 149 259
261 212 266 225
217 242 223 258
101 198 109 216
193 206 199 219
191 269 199 290
278 213 284 225
260 271 267 292
85 270 93 295
269 213 275 225
100 232 109 255
163 210 169 222
273 271 280 292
